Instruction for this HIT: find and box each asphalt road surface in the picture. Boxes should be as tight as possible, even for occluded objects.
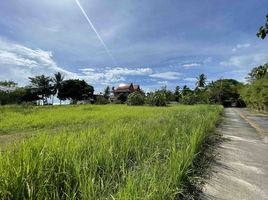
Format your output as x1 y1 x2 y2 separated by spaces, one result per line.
201 108 268 200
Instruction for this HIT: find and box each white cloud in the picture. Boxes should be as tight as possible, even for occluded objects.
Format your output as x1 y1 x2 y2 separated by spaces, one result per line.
157 80 168 85
0 38 78 84
220 52 268 68
0 38 154 86
149 72 180 80
203 57 212 63
79 67 153 84
184 77 196 82
183 63 201 68
232 43 251 52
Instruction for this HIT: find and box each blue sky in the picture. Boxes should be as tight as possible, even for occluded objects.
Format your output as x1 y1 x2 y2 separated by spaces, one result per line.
0 0 268 92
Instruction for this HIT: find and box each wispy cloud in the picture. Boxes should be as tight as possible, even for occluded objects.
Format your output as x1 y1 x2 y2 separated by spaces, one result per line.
184 77 196 82
232 43 251 52
80 67 153 84
149 72 181 80
220 52 268 68
0 38 78 83
183 63 201 68
0 38 157 87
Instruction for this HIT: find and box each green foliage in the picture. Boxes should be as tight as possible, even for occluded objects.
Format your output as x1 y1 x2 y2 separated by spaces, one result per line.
207 79 243 106
116 93 128 104
95 95 109 105
257 14 268 39
29 75 53 103
58 79 94 103
127 91 145 105
247 64 268 82
181 85 193 96
196 73 207 88
240 74 268 112
0 88 27 105
0 105 223 199
174 86 181 102
0 81 17 87
103 86 111 100
52 72 64 98
181 89 210 105
20 87 40 103
146 91 167 106
159 86 176 102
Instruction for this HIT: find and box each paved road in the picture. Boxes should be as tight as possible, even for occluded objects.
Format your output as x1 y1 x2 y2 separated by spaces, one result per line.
201 108 268 200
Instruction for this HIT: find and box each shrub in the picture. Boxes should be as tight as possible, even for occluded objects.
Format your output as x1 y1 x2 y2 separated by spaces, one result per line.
127 92 145 105
95 96 109 105
116 93 128 104
146 91 167 106
240 74 268 112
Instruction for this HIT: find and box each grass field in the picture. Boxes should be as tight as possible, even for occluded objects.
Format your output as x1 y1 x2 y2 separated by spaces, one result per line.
0 104 222 199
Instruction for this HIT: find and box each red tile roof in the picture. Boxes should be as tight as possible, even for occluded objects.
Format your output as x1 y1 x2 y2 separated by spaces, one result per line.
113 83 140 93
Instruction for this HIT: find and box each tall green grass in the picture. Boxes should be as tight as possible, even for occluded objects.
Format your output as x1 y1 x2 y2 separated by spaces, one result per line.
0 105 222 199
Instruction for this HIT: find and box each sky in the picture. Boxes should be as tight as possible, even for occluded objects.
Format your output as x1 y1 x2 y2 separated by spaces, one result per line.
0 0 268 92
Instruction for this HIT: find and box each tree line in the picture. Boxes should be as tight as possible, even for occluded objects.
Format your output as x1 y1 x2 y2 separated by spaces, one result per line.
0 64 267 112
0 73 94 105
121 74 244 107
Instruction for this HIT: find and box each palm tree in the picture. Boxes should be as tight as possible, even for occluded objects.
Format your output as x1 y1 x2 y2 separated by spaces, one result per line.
29 75 52 105
196 73 207 88
52 72 64 105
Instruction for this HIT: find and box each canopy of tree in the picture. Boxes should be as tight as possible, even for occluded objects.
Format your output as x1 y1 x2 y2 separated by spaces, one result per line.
257 14 268 39
207 79 244 107
240 64 268 112
58 79 94 103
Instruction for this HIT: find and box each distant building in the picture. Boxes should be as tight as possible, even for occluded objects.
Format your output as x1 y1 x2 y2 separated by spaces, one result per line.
111 83 141 102
113 83 140 96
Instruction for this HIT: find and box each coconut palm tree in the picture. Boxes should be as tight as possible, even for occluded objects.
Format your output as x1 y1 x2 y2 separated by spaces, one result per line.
29 75 52 105
196 73 207 88
52 72 64 104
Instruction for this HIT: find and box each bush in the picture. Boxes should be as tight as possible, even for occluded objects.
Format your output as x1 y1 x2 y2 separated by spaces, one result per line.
95 96 109 105
146 91 167 106
116 93 128 104
0 88 27 105
127 92 145 105
240 74 268 112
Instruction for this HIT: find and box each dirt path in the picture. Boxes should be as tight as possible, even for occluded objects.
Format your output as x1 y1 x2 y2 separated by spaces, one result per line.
201 108 268 200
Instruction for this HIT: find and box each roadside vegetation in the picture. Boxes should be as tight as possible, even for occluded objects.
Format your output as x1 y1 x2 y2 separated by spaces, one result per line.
0 104 222 199
239 64 268 113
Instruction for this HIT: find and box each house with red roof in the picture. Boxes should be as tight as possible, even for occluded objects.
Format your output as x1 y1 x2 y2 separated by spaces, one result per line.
110 83 141 102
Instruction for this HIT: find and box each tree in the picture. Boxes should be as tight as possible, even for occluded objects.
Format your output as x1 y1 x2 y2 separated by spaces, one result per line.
58 79 94 104
146 91 167 106
127 91 145 105
247 64 268 82
95 96 108 105
28 75 53 105
196 73 207 88
52 72 64 104
103 86 110 100
20 87 40 103
159 86 175 102
208 79 243 106
0 81 17 88
174 86 181 102
181 85 192 96
240 66 268 112
257 14 268 39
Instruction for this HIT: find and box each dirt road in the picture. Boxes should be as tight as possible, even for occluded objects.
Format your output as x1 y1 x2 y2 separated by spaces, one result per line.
201 108 268 200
